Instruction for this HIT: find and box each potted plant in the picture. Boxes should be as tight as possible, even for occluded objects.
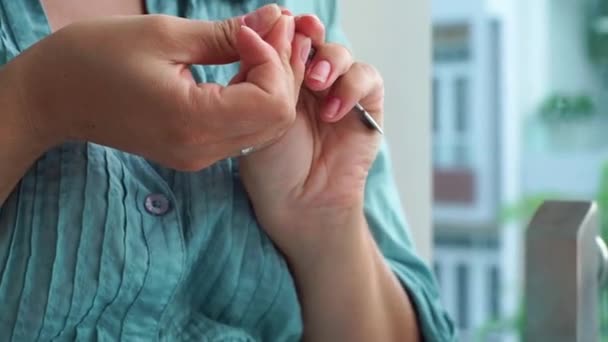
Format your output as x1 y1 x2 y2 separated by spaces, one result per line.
538 93 607 150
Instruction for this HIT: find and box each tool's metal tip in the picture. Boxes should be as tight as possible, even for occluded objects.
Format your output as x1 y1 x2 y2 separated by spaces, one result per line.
308 47 382 135
354 103 384 135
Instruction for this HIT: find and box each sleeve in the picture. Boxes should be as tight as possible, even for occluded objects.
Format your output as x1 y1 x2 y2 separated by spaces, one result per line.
313 2 456 340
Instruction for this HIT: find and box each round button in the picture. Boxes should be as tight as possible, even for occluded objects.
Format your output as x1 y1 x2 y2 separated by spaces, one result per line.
144 193 171 216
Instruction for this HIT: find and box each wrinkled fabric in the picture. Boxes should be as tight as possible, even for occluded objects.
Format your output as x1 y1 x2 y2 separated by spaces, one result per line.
0 0 455 340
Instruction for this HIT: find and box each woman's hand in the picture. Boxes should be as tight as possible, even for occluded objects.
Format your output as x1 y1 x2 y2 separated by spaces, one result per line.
7 4 305 171
239 23 385 257
239 20 421 342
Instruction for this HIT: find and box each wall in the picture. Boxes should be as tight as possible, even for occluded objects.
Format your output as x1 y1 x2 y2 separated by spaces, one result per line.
340 0 433 261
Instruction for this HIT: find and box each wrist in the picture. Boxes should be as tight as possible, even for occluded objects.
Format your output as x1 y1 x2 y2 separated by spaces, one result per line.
0 61 52 157
285 197 366 231
286 210 421 342
285 209 372 280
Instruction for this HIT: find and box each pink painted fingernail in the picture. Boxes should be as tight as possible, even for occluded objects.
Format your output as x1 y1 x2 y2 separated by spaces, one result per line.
323 97 342 120
309 60 331 83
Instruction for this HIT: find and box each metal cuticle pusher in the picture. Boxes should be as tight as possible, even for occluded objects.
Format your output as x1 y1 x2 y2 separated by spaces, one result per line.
307 47 384 135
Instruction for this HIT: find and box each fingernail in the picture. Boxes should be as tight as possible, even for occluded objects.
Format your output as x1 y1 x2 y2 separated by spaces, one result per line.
309 60 331 83
281 8 293 15
323 97 342 120
244 4 279 33
300 38 312 64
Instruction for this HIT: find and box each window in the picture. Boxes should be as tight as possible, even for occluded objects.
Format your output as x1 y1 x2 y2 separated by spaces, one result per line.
488 265 501 320
456 263 470 329
432 22 473 170
433 78 440 133
433 24 471 62
454 77 469 134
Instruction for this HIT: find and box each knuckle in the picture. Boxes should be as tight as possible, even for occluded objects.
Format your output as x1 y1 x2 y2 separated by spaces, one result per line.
338 45 354 61
209 19 239 54
370 65 385 89
351 62 370 75
352 62 383 87
328 44 353 62
360 62 381 80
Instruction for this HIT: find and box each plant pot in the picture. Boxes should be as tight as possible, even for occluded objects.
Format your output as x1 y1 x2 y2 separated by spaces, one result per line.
544 116 608 151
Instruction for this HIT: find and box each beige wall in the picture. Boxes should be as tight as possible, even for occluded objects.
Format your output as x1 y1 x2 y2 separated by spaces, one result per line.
340 1 433 261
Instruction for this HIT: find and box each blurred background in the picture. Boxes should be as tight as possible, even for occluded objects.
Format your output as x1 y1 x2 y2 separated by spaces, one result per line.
343 0 608 340
430 0 608 339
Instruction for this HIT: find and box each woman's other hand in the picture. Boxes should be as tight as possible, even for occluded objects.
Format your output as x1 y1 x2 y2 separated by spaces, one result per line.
238 15 420 342
6 4 304 171
239 23 384 258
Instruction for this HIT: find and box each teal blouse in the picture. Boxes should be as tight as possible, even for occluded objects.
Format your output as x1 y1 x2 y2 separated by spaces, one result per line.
0 0 454 341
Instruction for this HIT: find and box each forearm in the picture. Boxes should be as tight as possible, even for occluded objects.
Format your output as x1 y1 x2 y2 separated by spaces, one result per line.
0 63 47 205
288 212 421 342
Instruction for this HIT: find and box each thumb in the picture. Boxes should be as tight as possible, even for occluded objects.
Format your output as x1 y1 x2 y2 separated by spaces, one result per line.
170 4 282 65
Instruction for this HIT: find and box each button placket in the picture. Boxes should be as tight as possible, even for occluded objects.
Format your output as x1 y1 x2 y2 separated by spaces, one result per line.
125 185 184 340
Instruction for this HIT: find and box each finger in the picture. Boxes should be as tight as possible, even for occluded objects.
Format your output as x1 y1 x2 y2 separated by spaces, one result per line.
234 25 283 93
188 25 282 121
305 43 354 92
242 4 283 36
280 7 293 15
169 4 282 64
277 7 325 45
295 15 326 46
178 24 295 163
291 33 312 100
228 26 274 85
231 13 294 86
264 15 296 68
320 63 384 123
189 26 291 130
229 20 300 87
